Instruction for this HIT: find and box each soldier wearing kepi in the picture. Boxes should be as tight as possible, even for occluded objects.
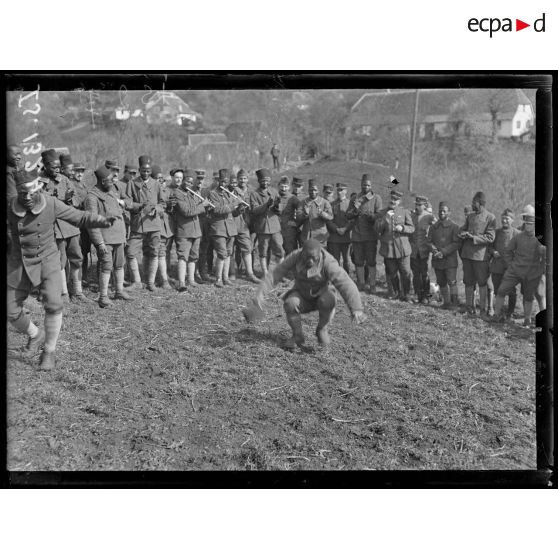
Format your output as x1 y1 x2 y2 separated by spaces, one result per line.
168 168 211 291
347 174 383 293
249 168 284 277
151 165 173 289
125 155 165 291
410 195 436 304
122 163 138 184
230 170 260 283
282 177 303 254
197 169 215 282
375 189 415 301
491 206 546 327
297 179 333 247
209 169 239 288
426 201 461 308
327 183 353 274
7 169 116 370
41 149 87 302
458 191 496 316
70 162 93 284
85 166 131 308
250 239 366 350
487 209 519 320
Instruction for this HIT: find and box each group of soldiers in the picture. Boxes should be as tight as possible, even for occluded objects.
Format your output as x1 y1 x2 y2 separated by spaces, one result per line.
6 144 547 365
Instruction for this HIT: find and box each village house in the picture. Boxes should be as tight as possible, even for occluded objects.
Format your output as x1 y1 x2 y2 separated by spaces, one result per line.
348 89 535 142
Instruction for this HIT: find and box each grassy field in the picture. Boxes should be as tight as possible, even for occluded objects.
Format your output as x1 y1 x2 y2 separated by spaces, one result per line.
7 261 538 471
6 155 539 472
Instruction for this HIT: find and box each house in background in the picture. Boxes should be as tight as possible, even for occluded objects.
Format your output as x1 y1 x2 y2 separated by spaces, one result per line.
143 91 202 126
348 89 535 141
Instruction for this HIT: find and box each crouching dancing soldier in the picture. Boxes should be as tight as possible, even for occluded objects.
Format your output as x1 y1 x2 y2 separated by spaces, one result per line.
7 170 116 370
251 239 366 350
85 166 131 308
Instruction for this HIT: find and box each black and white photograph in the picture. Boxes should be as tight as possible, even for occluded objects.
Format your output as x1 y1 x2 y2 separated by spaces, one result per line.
4 73 552 478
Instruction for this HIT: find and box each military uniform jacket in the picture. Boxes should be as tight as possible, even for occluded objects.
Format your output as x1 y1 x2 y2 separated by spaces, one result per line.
84 186 126 246
126 176 164 234
112 180 131 227
347 193 382 242
262 247 363 313
281 194 301 231
426 219 461 269
172 187 206 239
8 194 99 288
43 174 81 239
71 178 91 209
459 207 497 261
410 212 436 258
208 188 238 237
297 196 333 244
327 198 353 244
233 187 251 233
503 232 546 280
376 206 415 259
6 165 17 200
249 187 281 234
488 227 519 274
275 193 295 230
158 183 175 238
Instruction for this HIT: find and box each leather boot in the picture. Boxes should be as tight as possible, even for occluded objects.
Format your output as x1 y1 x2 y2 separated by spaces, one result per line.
367 266 377 294
285 312 305 349
214 258 225 288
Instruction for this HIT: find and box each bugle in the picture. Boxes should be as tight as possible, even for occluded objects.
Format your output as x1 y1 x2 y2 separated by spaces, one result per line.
220 185 250 207
186 186 216 208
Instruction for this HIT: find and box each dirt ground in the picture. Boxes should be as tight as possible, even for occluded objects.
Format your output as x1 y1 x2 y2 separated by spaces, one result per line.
6 261 538 471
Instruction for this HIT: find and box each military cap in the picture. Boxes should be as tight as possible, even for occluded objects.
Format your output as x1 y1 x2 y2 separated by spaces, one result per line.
138 155 152 168
361 173 372 182
95 165 113 182
151 165 162 177
14 168 39 186
502 208 515 218
74 163 86 171
390 189 404 200
415 195 429 205
184 169 197 179
105 159 118 169
218 169 230 181
59 153 73 167
237 169 248 178
438 200 450 209
169 168 184 176
125 163 138 172
196 169 206 177
473 191 486 206
292 177 303 187
323 183 334 193
256 168 271 181
41 149 58 164
521 205 535 222
308 178 317 187
336 183 348 190
278 176 290 185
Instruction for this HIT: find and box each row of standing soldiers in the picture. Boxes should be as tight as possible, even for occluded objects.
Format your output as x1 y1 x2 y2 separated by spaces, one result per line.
7 147 546 326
